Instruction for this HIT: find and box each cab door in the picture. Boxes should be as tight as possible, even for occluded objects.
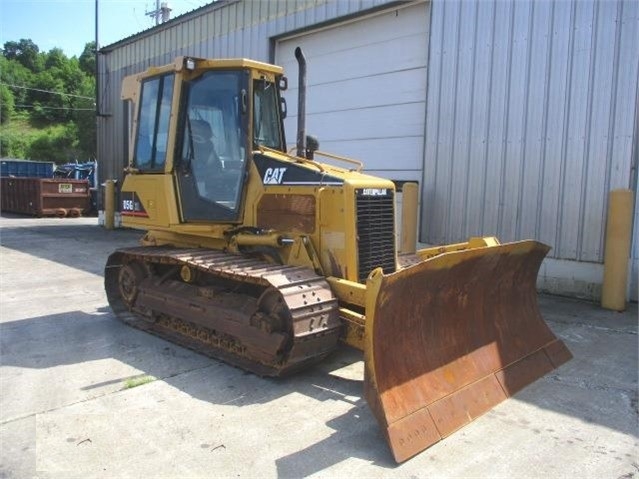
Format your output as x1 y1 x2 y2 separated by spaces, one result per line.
175 70 249 222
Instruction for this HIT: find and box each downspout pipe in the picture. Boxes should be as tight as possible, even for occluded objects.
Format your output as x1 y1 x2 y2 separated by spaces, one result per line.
295 47 306 159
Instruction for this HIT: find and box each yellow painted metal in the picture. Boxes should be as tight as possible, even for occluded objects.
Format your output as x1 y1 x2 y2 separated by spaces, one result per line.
234 233 285 248
400 182 418 254
318 187 348 278
104 179 115 230
190 58 283 76
314 150 364 172
601 189 634 311
119 175 181 228
325 277 367 307
338 307 366 350
363 267 384 391
282 236 324 273
413 236 501 262
139 229 227 250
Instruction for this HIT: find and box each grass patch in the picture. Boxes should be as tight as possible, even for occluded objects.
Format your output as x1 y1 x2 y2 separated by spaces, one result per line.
123 375 157 389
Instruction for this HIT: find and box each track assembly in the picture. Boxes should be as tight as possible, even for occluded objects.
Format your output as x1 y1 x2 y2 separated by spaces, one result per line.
105 246 342 376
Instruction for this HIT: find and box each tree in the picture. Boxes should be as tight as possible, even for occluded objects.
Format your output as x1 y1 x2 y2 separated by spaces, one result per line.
2 39 42 72
0 55 30 107
29 70 67 122
45 47 66 70
0 84 15 124
0 38 96 159
79 42 96 77
72 75 96 158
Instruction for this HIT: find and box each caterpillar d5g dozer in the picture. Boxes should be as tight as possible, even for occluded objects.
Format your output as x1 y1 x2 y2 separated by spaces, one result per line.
105 49 571 463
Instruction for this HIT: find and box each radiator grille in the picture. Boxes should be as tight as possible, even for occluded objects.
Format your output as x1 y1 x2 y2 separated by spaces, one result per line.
355 189 396 283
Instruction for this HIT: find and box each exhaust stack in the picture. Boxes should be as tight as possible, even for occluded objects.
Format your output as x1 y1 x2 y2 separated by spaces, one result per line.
295 47 306 159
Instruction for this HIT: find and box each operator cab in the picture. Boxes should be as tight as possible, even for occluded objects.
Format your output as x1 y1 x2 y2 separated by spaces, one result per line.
128 57 286 224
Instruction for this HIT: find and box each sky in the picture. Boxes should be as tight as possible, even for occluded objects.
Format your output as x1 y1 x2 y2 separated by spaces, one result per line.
0 0 212 58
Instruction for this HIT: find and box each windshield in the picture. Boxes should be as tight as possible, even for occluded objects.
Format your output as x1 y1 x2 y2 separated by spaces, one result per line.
253 79 283 150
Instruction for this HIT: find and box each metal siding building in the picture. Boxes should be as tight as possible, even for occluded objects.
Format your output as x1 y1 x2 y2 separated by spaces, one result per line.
422 0 639 300
97 0 639 300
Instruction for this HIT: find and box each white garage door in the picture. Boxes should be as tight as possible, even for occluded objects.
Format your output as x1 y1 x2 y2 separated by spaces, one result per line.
275 1 429 184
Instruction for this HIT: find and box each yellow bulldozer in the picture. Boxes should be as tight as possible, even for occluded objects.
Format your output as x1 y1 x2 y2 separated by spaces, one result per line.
105 49 571 463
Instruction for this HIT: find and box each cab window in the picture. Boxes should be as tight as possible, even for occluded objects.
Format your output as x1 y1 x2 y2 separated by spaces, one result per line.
134 74 174 170
253 79 283 150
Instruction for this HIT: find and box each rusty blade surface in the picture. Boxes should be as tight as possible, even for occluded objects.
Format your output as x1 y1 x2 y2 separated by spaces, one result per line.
363 240 572 463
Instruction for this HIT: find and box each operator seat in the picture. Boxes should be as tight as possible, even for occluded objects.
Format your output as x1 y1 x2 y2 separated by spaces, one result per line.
190 119 222 173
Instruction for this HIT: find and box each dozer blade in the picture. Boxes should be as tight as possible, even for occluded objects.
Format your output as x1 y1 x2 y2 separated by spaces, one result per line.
363 240 572 463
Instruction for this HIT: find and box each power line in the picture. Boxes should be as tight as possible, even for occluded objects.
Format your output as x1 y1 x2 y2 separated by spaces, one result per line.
1 83 94 100
14 104 96 111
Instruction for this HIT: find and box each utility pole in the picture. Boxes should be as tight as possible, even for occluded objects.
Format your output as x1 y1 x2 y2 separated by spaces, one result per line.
145 1 172 25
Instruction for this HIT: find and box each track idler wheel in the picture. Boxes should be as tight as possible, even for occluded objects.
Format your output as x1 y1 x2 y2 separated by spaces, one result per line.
118 261 147 307
254 287 289 334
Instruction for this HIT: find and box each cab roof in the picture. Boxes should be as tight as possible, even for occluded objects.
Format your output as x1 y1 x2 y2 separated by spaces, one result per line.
144 56 283 77
121 56 284 101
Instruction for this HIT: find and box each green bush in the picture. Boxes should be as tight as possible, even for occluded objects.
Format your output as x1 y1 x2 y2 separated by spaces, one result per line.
0 129 31 158
26 123 80 162
0 85 14 124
